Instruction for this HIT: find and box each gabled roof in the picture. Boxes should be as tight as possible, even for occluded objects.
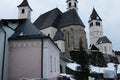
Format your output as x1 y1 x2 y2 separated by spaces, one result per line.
58 9 85 28
53 30 64 41
90 44 99 51
89 8 102 22
33 8 62 30
34 8 85 30
8 19 61 51
9 19 46 40
17 0 32 11
96 36 112 45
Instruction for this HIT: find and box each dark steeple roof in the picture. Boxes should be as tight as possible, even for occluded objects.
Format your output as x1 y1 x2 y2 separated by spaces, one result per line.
58 9 85 28
90 44 99 51
96 36 112 45
33 8 62 30
53 30 64 41
89 8 102 22
18 0 32 11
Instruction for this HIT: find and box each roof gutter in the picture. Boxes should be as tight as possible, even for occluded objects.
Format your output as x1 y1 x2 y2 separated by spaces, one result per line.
0 26 6 80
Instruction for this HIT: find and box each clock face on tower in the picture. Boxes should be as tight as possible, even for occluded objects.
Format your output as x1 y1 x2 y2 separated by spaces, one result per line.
96 16 99 20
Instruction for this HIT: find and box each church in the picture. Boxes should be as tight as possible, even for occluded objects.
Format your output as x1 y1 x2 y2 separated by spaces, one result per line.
33 0 88 52
0 0 119 80
88 8 113 55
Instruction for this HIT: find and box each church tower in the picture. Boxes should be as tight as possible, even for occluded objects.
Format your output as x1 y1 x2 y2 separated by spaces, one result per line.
88 8 113 55
17 0 32 21
88 8 103 45
66 0 78 12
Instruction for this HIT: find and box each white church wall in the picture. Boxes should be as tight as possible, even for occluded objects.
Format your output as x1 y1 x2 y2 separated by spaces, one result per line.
43 39 60 80
8 39 42 80
55 40 65 52
89 20 103 45
41 27 57 39
18 6 31 20
97 43 113 55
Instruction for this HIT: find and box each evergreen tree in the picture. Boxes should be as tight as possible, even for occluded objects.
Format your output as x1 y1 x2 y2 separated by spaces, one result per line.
74 40 90 80
74 40 89 72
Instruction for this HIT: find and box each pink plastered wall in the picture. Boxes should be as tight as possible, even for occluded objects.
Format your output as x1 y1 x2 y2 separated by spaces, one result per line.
8 40 42 80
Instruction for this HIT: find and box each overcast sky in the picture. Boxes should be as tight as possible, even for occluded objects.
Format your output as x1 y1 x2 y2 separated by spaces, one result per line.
0 0 120 51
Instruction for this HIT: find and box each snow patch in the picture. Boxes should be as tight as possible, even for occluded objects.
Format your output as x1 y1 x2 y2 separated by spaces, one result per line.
67 62 80 71
90 63 120 73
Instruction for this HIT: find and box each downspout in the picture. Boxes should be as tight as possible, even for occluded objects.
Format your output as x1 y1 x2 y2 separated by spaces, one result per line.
0 27 6 80
41 38 43 78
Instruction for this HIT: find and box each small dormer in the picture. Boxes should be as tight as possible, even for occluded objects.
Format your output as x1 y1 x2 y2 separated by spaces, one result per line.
66 0 78 12
17 0 32 21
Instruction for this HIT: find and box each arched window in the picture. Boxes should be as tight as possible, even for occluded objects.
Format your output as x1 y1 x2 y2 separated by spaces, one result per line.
96 22 100 26
68 31 70 48
69 2 71 7
50 56 52 72
104 46 107 53
60 65 62 73
90 22 93 27
70 28 74 50
21 9 25 14
74 3 76 7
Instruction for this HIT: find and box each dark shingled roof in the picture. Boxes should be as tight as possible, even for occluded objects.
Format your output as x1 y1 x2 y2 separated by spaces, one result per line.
58 9 85 28
89 8 102 22
53 30 64 41
17 0 32 11
33 8 62 30
34 8 85 30
9 19 46 40
90 44 99 51
96 36 112 44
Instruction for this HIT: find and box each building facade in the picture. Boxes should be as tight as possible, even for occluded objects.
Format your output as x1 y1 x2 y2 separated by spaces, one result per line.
0 0 61 79
9 36 60 80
